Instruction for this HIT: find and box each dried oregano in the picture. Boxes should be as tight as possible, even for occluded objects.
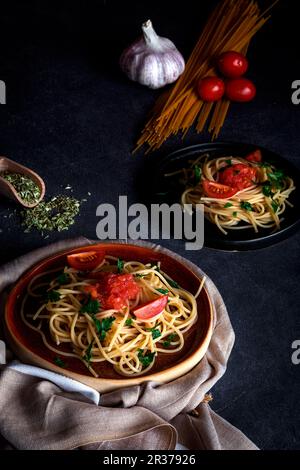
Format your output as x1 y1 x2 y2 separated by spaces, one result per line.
21 195 80 233
1 171 41 204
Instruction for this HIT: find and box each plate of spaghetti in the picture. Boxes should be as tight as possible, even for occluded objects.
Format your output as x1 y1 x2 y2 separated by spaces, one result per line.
4 243 213 392
155 142 300 250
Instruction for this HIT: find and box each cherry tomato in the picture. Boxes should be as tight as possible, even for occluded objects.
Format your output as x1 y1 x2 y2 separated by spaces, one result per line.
197 77 225 102
67 250 105 271
202 180 238 199
133 295 168 321
217 51 249 78
245 149 262 163
225 78 256 102
219 164 257 190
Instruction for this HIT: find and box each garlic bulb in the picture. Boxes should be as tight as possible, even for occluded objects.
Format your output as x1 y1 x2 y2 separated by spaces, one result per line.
120 20 185 89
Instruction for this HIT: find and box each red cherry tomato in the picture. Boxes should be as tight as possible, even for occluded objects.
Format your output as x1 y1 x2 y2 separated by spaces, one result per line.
219 164 257 190
67 251 105 271
225 78 256 102
133 295 168 321
217 51 249 78
245 149 262 163
202 180 238 199
197 77 225 102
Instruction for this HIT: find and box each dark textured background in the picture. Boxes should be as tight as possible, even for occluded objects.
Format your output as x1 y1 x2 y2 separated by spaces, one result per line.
0 0 299 450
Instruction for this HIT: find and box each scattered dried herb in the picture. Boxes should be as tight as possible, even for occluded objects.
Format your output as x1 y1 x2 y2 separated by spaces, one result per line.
21 195 80 233
1 171 41 204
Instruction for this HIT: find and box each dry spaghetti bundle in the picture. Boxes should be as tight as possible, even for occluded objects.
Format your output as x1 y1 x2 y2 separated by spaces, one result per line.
135 0 277 153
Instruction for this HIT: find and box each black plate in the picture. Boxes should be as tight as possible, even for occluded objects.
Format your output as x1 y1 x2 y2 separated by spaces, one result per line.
154 142 300 251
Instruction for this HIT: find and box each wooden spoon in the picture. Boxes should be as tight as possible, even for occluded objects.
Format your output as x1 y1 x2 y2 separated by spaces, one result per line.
0 156 45 208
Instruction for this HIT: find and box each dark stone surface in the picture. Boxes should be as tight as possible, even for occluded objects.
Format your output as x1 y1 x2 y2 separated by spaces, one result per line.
0 0 299 450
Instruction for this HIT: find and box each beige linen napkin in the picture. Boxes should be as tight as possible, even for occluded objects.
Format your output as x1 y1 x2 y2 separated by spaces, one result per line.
0 238 258 450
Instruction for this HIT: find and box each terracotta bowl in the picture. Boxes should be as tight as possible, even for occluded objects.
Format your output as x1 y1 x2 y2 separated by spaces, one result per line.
4 243 214 392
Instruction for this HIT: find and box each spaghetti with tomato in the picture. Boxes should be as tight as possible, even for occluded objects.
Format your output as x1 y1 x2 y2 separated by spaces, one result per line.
175 150 296 234
21 251 204 377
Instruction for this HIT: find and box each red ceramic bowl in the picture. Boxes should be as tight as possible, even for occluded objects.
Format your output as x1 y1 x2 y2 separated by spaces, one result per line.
4 243 214 392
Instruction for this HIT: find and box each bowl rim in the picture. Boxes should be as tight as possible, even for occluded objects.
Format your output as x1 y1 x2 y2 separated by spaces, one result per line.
4 242 214 386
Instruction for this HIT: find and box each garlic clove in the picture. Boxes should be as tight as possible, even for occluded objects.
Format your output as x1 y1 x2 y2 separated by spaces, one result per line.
120 20 185 89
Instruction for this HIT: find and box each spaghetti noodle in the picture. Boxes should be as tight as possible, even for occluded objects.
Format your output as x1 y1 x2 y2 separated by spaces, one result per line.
176 152 295 234
135 0 278 153
21 256 205 377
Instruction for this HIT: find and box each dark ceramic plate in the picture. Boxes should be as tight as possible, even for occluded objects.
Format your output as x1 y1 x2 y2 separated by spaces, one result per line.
154 142 300 251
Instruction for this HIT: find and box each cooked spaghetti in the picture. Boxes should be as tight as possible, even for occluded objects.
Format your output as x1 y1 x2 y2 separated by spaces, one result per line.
135 0 278 153
176 151 295 234
21 256 205 377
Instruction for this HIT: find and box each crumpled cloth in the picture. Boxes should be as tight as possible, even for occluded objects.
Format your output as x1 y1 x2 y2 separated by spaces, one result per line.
0 237 258 450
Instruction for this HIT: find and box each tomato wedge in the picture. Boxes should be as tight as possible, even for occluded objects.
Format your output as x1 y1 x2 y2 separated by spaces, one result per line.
67 250 105 271
133 295 168 321
202 180 238 199
245 149 262 163
219 164 257 190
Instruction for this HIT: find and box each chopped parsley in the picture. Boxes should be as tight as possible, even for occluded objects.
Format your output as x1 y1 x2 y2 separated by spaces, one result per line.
225 159 232 166
163 333 177 348
194 165 202 185
97 316 115 342
80 297 100 315
138 349 156 368
46 290 61 302
271 201 279 213
267 170 285 189
146 327 161 340
83 340 94 365
240 201 253 212
232 212 238 218
167 278 179 289
125 318 133 326
54 357 66 368
224 202 233 208
262 182 274 198
117 258 124 273
56 272 70 285
156 288 169 295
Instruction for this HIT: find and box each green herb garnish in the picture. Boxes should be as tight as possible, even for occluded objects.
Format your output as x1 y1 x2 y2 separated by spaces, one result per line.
224 202 233 208
262 182 274 198
54 357 66 368
163 333 177 348
125 318 133 326
57 272 70 285
138 349 156 368
267 170 285 189
134 273 146 278
80 297 100 315
1 171 41 205
194 165 201 185
83 340 94 365
98 316 115 342
156 288 169 295
21 195 81 233
225 159 232 166
167 279 179 288
117 258 124 273
46 290 61 302
232 212 238 218
271 201 279 213
146 327 161 340
240 201 253 212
